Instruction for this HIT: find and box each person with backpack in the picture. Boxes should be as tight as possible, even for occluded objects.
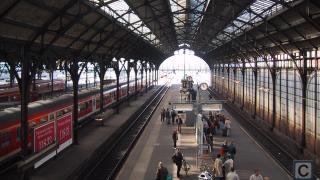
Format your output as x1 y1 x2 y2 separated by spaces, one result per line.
155 161 168 180
172 148 183 178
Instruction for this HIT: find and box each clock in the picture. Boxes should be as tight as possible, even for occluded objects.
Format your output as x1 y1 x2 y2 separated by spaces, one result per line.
199 83 208 91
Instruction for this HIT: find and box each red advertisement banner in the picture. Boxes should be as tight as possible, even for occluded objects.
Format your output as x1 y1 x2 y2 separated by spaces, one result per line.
57 114 73 145
34 121 55 153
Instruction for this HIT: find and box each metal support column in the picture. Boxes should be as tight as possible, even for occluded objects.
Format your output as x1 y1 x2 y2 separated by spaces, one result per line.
98 61 107 112
145 67 148 93
126 61 131 104
134 62 138 93
85 64 88 89
68 60 81 145
300 51 308 152
233 68 236 103
241 65 245 110
20 54 31 158
271 59 277 132
50 69 54 96
115 60 120 113
140 65 144 93
253 59 258 118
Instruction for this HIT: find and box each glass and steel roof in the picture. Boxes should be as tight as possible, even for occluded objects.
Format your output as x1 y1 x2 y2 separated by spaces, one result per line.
169 0 210 45
209 0 295 51
88 0 299 55
89 0 161 47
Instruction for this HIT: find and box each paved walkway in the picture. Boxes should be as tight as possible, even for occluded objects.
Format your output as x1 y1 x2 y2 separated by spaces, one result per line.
117 85 291 180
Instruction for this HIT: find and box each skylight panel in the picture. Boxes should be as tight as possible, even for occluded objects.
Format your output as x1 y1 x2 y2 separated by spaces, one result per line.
209 0 296 51
88 0 161 49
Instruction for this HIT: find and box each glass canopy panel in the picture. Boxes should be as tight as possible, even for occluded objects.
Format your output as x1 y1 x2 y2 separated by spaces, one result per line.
88 0 161 48
170 0 210 44
210 0 295 51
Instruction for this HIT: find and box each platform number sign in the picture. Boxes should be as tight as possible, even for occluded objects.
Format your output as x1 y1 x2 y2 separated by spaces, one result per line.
294 160 313 180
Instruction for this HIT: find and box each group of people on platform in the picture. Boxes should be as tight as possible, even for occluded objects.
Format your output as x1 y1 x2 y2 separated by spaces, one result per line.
203 112 264 180
203 112 232 139
156 109 266 180
161 107 183 133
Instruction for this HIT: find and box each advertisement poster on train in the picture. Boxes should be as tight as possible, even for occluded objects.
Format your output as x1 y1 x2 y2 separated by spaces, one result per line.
57 113 73 153
33 121 55 153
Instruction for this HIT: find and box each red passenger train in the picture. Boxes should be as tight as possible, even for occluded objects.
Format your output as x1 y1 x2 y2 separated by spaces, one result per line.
0 80 146 162
0 79 65 103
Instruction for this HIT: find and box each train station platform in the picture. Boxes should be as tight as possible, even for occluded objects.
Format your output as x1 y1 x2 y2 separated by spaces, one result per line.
28 86 161 180
116 85 291 180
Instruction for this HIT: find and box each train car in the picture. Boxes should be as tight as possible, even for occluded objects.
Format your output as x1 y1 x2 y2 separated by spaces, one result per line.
0 80 65 103
0 79 150 162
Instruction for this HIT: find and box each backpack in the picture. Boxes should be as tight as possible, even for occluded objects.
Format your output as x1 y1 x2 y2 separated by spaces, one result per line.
171 154 176 163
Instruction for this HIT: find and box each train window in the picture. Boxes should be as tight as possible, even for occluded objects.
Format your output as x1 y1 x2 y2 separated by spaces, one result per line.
57 110 63 118
0 131 11 148
40 117 47 123
49 113 55 121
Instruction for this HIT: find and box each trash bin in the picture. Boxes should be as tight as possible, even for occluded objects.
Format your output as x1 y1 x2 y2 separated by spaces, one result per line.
198 171 213 180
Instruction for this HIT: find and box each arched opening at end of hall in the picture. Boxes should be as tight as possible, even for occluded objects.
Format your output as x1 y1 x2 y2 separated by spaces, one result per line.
158 47 211 87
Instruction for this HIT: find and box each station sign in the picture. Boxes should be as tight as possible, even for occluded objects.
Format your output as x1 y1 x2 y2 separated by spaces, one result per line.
202 103 223 111
57 113 73 153
34 121 55 153
293 160 313 180
172 103 193 111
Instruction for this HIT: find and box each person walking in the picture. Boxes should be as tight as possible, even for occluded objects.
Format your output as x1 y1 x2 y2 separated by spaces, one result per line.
172 129 178 148
171 109 176 125
224 118 231 136
226 167 239 180
165 108 171 125
249 169 264 180
213 154 223 180
155 162 168 180
160 108 165 122
177 115 183 133
228 141 237 160
172 148 183 178
223 155 234 175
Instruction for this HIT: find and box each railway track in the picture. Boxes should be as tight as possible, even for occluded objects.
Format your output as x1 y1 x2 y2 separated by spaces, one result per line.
208 88 295 177
76 84 169 180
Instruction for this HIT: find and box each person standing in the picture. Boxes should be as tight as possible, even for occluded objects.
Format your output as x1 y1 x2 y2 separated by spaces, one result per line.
223 155 234 175
224 118 231 136
155 162 168 180
171 109 176 125
249 169 264 180
226 167 239 180
213 154 223 180
172 148 183 178
165 108 171 125
172 129 178 148
177 115 183 133
160 108 165 122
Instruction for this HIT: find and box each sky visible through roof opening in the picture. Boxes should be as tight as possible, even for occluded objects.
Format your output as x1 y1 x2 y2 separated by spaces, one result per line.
160 48 211 85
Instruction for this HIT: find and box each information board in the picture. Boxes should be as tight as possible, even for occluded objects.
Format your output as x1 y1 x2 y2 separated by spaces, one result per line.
202 103 223 111
34 121 55 153
57 113 73 153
